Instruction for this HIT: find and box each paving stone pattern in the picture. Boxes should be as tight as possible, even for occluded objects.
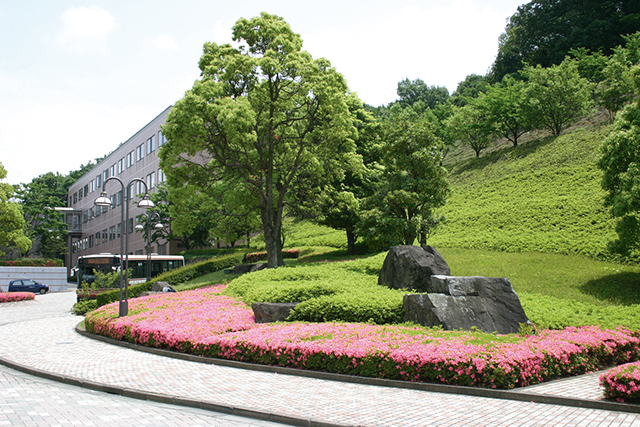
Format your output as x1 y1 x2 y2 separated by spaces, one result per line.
1 290 640 426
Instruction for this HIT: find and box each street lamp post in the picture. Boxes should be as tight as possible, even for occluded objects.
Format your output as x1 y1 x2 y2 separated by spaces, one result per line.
135 212 164 282
94 177 154 317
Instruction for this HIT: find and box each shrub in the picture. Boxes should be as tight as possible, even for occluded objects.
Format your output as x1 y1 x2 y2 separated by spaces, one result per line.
85 289 640 390
72 299 98 315
96 251 245 307
600 362 640 403
0 292 35 303
288 289 404 324
0 258 63 267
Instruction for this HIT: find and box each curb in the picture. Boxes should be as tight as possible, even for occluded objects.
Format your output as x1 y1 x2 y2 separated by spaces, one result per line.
74 323 640 416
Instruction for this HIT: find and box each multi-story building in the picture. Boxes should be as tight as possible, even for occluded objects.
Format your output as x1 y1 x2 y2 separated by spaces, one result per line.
63 106 179 272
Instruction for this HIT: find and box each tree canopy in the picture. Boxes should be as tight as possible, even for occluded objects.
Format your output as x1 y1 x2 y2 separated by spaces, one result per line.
160 12 356 267
0 163 31 256
491 0 640 82
598 66 640 257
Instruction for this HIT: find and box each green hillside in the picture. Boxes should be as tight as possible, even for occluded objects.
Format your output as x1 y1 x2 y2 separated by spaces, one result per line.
430 123 619 261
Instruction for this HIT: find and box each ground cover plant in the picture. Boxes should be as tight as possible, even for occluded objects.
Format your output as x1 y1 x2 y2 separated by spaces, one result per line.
85 284 640 390
0 292 34 303
431 126 619 261
600 362 640 403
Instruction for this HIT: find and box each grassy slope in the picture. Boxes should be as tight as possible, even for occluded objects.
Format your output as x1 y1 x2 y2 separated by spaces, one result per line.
430 125 619 260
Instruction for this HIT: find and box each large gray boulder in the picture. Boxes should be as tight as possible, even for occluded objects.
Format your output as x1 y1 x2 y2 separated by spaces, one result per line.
252 302 300 323
403 275 529 334
378 245 451 292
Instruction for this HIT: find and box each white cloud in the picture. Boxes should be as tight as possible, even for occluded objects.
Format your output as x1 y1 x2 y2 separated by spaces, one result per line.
56 5 117 53
154 34 178 51
303 0 511 105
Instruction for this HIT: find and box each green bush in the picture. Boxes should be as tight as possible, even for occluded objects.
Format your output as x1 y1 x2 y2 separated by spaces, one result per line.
288 289 404 324
225 253 404 324
96 251 245 307
72 299 98 315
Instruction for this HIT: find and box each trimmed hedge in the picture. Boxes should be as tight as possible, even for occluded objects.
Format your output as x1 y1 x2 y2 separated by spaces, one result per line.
0 258 63 267
96 251 246 307
288 289 404 324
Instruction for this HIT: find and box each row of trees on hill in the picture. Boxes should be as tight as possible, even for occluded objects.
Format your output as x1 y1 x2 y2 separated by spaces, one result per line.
374 32 640 160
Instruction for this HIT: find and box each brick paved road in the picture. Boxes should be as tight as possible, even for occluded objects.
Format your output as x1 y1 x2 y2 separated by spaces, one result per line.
2 290 640 426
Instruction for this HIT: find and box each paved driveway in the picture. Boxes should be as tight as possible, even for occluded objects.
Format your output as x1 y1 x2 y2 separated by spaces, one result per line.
1 289 640 426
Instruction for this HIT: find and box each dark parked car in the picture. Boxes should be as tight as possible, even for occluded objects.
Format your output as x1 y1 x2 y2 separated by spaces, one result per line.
8 280 49 294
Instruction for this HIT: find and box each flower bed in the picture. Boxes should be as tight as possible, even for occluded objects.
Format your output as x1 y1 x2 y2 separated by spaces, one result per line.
0 292 35 303
600 362 640 403
85 285 640 390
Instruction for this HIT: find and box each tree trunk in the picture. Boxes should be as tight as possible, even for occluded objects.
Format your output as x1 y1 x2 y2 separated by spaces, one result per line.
346 228 357 255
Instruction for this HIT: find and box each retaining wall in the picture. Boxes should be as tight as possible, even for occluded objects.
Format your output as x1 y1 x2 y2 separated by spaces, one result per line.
0 267 68 292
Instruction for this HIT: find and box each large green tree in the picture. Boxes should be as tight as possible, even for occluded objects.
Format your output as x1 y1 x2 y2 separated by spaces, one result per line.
491 0 640 81
396 78 449 111
473 76 532 147
598 66 640 257
161 13 356 267
359 106 449 249
0 163 31 256
446 104 494 157
16 172 67 258
521 60 594 136
292 94 382 255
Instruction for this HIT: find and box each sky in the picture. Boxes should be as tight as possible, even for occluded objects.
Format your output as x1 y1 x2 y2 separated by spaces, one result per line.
0 0 525 186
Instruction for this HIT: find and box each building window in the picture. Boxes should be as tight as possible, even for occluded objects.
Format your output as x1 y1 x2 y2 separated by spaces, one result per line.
96 174 102 189
73 192 77 204
146 172 156 190
137 144 144 161
128 218 134 234
82 211 88 223
157 169 165 183
110 165 115 177
84 184 89 196
158 243 167 255
146 135 155 155
117 223 121 238
118 158 125 174
88 235 94 249
95 205 101 217
78 188 83 201
158 131 167 147
116 191 122 206
109 226 116 241
103 169 108 181
95 232 101 246
127 151 134 168
102 229 108 243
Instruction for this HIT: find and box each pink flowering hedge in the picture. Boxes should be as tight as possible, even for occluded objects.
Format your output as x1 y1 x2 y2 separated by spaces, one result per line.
600 362 640 403
0 292 35 303
85 285 640 390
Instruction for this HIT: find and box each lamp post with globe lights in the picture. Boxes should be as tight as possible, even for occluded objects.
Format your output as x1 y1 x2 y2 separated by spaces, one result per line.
94 177 154 317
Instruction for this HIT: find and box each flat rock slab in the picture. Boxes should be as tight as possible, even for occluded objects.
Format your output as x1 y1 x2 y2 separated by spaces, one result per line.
378 245 451 292
232 263 268 275
404 276 529 334
252 302 300 323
